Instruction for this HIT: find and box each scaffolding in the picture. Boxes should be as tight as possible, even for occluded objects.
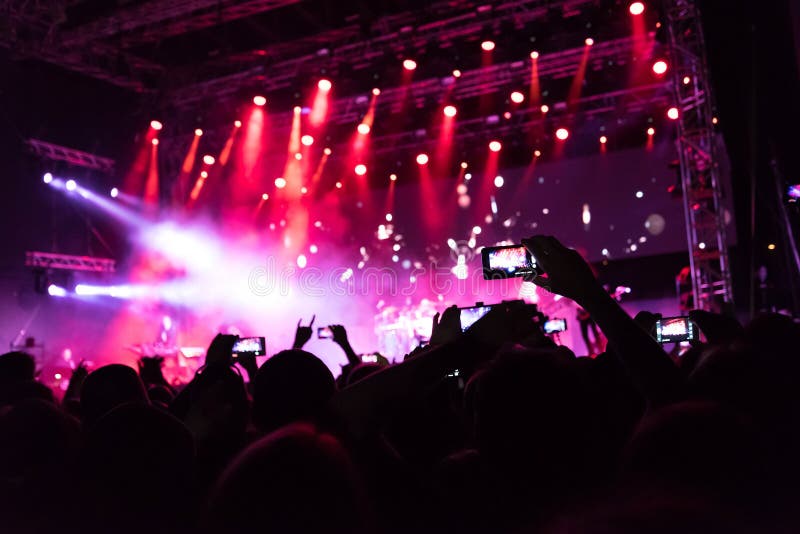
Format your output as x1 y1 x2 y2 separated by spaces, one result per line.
665 0 734 311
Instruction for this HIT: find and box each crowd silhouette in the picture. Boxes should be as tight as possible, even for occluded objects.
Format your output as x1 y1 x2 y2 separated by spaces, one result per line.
1 235 799 533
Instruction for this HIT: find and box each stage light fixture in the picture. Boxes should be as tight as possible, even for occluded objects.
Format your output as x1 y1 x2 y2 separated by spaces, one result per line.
335 181 343 189
372 88 381 96
297 255 307 269
43 173 53 184
234 120 242 128
600 135 608 144
556 128 570 140
481 40 496 51
357 123 371 135
48 284 67 297
194 128 203 136
323 147 332 155
253 95 267 106
150 120 163 130
151 138 159 146
389 174 397 181
300 186 308 194
110 187 119 198
629 2 645 15
416 153 429 165
301 135 314 146
443 105 457 117
452 69 462 78
262 193 269 200
585 37 595 46
682 76 691 85
647 127 656 136
472 225 482 234
510 91 525 104
540 104 549 113
403 59 417 71
494 175 504 188
652 60 668 75
460 162 468 169
275 177 287 188
534 149 542 157
200 171 208 178
530 51 539 59
318 79 332 91
489 140 502 152
65 179 77 191
203 154 216 165
354 164 367 176
667 107 680 120
294 153 302 160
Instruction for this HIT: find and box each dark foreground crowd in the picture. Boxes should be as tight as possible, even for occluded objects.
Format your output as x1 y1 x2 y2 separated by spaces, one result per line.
2 236 799 534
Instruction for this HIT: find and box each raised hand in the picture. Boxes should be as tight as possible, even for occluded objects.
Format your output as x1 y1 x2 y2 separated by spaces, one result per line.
430 305 461 346
292 315 316 349
329 324 349 346
522 235 602 305
205 333 237 367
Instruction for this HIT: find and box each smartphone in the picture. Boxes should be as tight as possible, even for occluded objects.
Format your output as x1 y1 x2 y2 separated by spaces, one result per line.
482 244 540 279
459 305 492 331
655 317 697 343
361 353 378 363
232 336 266 357
318 326 333 339
544 318 567 334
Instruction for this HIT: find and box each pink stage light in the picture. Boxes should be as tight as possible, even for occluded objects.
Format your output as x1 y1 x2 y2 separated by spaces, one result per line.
629 2 645 15
48 284 67 297
599 135 608 144
335 181 343 189
647 127 656 136
110 187 119 197
540 104 549 113
301 134 314 146
253 95 267 106
530 51 539 59
262 193 269 200
389 174 397 181
585 37 595 46
494 175 504 188
556 128 570 140
416 153 429 165
318 79 332 91
354 164 367 176
234 120 242 128
443 105 457 117
403 59 417 71
323 147 332 155
150 120 163 130
652 60 668 75
481 40 496 51
488 140 502 152
372 88 381 96
452 69 462 78
151 138 159 146
667 107 680 120
200 170 208 178
194 128 203 136
510 91 525 104
275 177 287 188
357 123 371 135
202 154 215 165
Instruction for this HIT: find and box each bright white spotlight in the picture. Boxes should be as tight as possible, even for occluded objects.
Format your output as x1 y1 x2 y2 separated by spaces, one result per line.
489 140 502 152
296 255 307 269
150 120 163 130
318 79 332 91
301 134 314 146
494 175 504 188
556 128 570 140
443 105 457 117
234 120 242 128
203 154 215 165
354 164 367 176
43 173 53 184
647 127 656 136
47 284 67 297
667 107 680 120
510 91 525 104
540 104 549 113
600 135 608 144
357 123 371 135
275 177 287 188
652 59 668 75
110 187 119 198
481 40 495 52
416 153 429 165
403 59 417 71
253 95 267 106
65 179 77 191
530 51 540 59
629 2 645 15
194 128 203 136
472 225 482 235
585 37 595 46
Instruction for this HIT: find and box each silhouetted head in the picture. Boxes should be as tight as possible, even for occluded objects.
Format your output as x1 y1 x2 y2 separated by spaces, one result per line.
345 362 383 386
207 423 367 534
0 351 36 384
80 364 148 426
252 350 335 433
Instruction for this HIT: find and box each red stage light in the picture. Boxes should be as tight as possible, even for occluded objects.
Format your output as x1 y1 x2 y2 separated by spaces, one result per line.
275 177 286 188
667 107 680 120
629 2 645 15
150 120 163 130
318 79 332 91
403 59 417 71
301 186 308 195
481 40 496 52
600 135 608 144
372 88 381 96
510 91 525 104
151 138 159 146
416 153 429 165
540 104 549 113
202 154 215 165
494 175 504 188
262 193 269 200
530 51 539 59
652 60 668 75
534 149 542 157
556 128 569 140
323 147 332 155
488 140 502 152
253 95 267 106
357 123 371 135
200 171 208 178
452 69 462 78
354 164 367 176
682 76 691 85
335 181 343 189
460 161 468 169
647 127 656 136
194 128 203 136
585 37 595 46
443 105 457 117
389 174 397 181
301 134 314 146
234 120 242 128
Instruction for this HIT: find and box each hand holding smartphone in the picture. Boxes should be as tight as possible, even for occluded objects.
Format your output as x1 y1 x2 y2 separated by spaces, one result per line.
318 326 333 339
232 336 266 357
481 244 541 279
655 317 697 343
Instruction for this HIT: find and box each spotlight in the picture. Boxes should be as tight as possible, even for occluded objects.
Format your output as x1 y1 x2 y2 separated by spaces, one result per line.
416 153 429 165
323 147 332 155
335 181 343 189
294 153 302 160
460 161 468 169
556 128 570 140
194 128 203 136
652 60 668 75
530 51 540 59
110 187 119 198
510 91 525 104
452 69 462 78
48 284 67 297
667 107 680 120
534 149 542 157
253 95 267 106
275 177 287 188
203 154 216 165
200 171 208 178
494 175 504 188
386 213 393 222
389 174 397 181
234 120 242 128
301 134 314 146
472 225 482 234
599 135 608 144
481 40 496 51
354 164 367 176
310 244 319 254
65 179 77 191
585 37 595 46
443 105 457 117
647 127 656 136
297 255 307 269
318 79 332 91
629 2 645 15
150 120 163 130
682 76 691 85
43 173 53 184
293 106 301 114
489 140 502 152
151 138 159 146
357 123 371 135
540 104 549 113
403 59 417 71
372 88 381 96
262 193 269 200
300 186 308 194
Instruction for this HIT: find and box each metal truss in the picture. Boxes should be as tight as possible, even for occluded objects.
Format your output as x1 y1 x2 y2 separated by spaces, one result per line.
25 251 116 273
665 0 734 311
26 138 115 172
